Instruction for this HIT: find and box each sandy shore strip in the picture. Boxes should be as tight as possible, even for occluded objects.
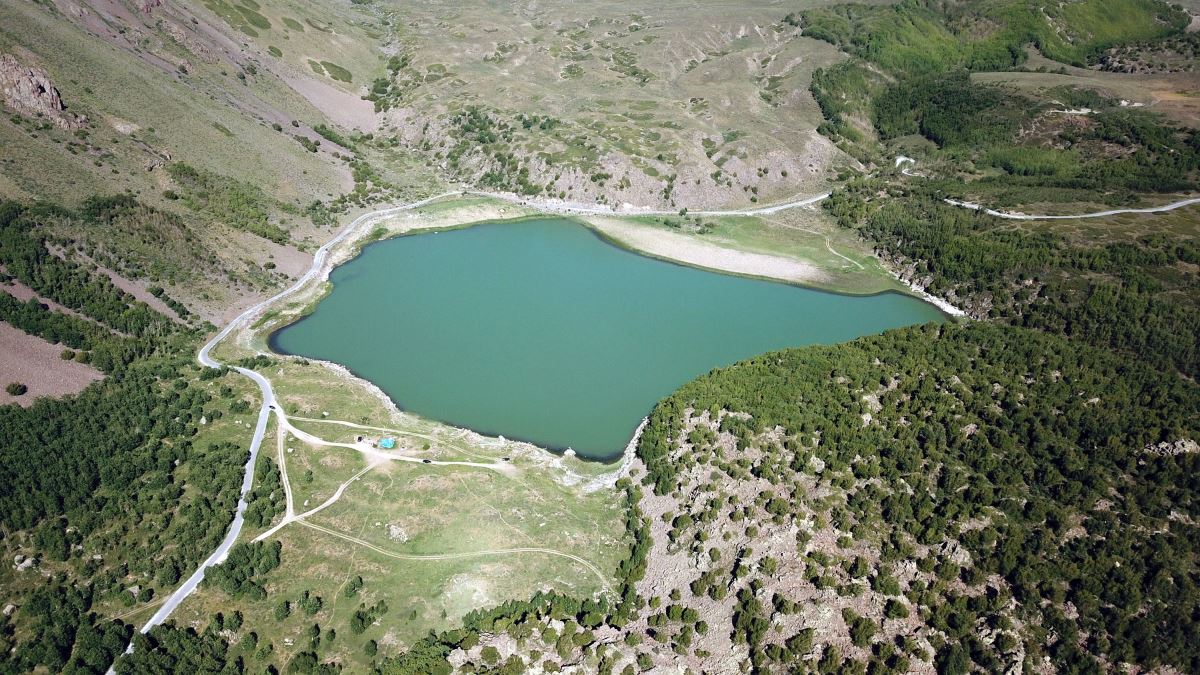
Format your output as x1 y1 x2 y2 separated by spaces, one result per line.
584 215 830 285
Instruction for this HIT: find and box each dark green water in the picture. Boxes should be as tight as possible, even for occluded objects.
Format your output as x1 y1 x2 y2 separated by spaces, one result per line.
271 218 944 460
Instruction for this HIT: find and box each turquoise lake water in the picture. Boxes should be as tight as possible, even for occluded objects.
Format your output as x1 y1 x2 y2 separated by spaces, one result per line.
270 218 945 460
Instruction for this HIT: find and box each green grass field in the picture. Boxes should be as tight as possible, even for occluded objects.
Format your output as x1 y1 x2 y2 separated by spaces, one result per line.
170 361 626 671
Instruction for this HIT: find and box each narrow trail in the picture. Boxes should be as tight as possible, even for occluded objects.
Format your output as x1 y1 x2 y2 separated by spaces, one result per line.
943 196 1200 220
297 520 613 593
825 240 864 269
253 460 381 543
899 156 1200 220
468 188 832 217
110 597 167 622
277 430 295 519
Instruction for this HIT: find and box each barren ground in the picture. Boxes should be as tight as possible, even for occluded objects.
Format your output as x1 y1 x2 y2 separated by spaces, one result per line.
0 321 103 406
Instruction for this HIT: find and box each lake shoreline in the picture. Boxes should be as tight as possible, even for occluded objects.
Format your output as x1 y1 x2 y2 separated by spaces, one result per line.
268 213 948 461
239 195 958 471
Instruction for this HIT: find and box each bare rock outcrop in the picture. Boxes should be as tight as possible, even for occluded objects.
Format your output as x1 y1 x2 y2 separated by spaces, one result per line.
162 21 219 63
0 53 87 130
1143 439 1199 456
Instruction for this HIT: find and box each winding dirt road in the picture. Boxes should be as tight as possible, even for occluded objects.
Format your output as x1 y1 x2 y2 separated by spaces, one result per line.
465 188 831 217
944 196 1200 220
298 521 613 593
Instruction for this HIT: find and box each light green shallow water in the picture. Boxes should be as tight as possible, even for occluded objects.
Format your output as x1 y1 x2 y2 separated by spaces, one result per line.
271 218 945 460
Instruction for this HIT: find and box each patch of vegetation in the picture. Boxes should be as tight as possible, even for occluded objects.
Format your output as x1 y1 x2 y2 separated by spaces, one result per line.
205 541 283 599
794 0 1187 75
1 198 178 337
1097 30 1200 74
245 456 285 528
295 135 321 153
364 53 414 112
116 623 240 674
200 0 270 37
0 293 144 372
320 61 353 83
305 17 332 33
443 106 549 196
165 163 290 244
608 46 653 84
313 124 351 149
873 73 1033 146
809 61 885 160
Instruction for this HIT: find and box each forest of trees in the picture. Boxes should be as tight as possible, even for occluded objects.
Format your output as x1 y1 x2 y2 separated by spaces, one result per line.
822 184 1199 377
0 195 255 673
635 323 1198 672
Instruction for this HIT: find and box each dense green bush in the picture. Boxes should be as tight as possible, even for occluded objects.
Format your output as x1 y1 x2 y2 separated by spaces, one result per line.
115 623 231 674
873 73 1031 146
165 163 289 243
0 201 177 338
204 541 283 599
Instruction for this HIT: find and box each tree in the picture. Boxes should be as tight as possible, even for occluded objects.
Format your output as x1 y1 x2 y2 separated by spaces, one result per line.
885 599 909 619
936 643 970 675
480 645 500 665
